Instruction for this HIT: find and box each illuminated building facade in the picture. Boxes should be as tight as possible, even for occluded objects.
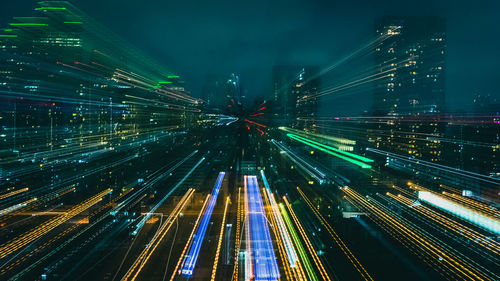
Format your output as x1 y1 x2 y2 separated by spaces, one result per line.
374 16 446 115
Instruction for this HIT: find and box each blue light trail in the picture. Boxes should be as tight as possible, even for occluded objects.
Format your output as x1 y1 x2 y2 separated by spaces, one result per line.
181 171 225 276
245 175 280 281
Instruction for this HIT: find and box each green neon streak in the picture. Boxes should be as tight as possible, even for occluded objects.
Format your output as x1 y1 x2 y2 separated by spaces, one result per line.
64 21 83 24
9 23 48 26
35 7 67 10
0 35 17 38
167 75 180 78
288 134 372 169
288 133 373 163
280 204 319 281
279 126 356 145
158 81 172 84
2 29 14 31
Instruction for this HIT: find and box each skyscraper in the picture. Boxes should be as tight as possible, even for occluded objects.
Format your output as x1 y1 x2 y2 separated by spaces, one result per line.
271 66 319 128
373 16 446 115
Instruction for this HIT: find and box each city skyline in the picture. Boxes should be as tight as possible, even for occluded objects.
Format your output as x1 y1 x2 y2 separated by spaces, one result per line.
2 0 500 113
0 2 498 281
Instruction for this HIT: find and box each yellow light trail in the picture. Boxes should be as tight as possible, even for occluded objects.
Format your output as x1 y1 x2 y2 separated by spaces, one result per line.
0 188 112 259
122 188 194 281
283 196 332 281
0 188 29 200
262 188 294 281
210 196 231 281
297 187 373 281
233 188 242 281
441 192 500 218
343 187 493 281
387 192 500 256
170 194 210 281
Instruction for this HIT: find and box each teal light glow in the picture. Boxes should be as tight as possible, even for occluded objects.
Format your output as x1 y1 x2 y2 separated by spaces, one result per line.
418 191 500 235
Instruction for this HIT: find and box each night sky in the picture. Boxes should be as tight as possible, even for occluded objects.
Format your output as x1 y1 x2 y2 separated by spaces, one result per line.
2 0 499 113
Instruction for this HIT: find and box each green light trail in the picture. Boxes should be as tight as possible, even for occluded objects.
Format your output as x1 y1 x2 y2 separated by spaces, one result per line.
35 7 67 11
0 35 17 37
279 126 356 145
287 133 373 163
9 23 48 26
279 203 319 281
287 134 372 169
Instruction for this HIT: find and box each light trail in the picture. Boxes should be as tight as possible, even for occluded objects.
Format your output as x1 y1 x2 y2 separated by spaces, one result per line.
387 192 500 256
0 188 112 260
283 196 332 281
297 187 373 281
169 194 211 281
245 175 280 281
262 187 294 281
271 139 330 185
0 198 37 217
260 171 300 269
132 156 205 235
233 187 242 281
122 188 195 281
243 177 253 281
343 187 496 280
287 133 373 163
287 134 372 169
210 196 230 281
244 119 267 128
279 126 355 148
418 191 500 235
181 172 225 276
367 148 500 185
111 151 197 217
441 191 500 218
0 188 29 201
279 203 318 281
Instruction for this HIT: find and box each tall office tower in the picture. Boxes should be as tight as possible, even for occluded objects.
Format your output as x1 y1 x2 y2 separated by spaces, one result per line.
373 16 446 115
271 66 319 129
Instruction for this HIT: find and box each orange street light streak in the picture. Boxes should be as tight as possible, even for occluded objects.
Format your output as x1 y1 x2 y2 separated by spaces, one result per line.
0 188 112 259
342 187 492 281
262 188 294 281
284 196 332 281
0 188 29 200
387 193 500 256
210 196 231 281
297 187 373 281
233 188 242 281
170 194 211 281
122 188 194 281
